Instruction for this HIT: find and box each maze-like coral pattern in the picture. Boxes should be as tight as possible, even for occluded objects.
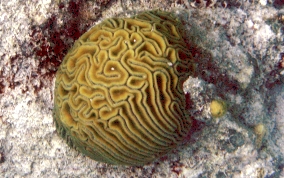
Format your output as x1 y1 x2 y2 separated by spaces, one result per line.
53 10 195 165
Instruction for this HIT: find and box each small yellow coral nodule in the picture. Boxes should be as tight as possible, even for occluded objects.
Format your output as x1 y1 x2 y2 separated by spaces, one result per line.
210 100 227 118
254 123 266 149
53 10 195 166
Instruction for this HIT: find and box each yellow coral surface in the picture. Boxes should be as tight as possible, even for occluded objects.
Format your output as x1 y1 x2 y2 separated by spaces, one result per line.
210 100 227 118
254 123 266 148
53 10 195 165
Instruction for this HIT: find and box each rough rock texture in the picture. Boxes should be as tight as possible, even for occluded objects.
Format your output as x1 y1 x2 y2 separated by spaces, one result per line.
0 0 284 177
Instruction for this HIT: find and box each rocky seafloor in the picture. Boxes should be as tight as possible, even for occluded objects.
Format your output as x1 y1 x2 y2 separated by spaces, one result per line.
0 0 284 177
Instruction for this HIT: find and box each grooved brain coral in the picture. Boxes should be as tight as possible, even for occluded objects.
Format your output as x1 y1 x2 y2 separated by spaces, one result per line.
53 10 196 166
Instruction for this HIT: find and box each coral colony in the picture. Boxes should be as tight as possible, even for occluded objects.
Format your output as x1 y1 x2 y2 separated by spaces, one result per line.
53 10 196 165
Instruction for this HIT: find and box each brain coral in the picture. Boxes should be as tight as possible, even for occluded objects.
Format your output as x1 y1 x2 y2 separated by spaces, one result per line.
53 10 196 166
